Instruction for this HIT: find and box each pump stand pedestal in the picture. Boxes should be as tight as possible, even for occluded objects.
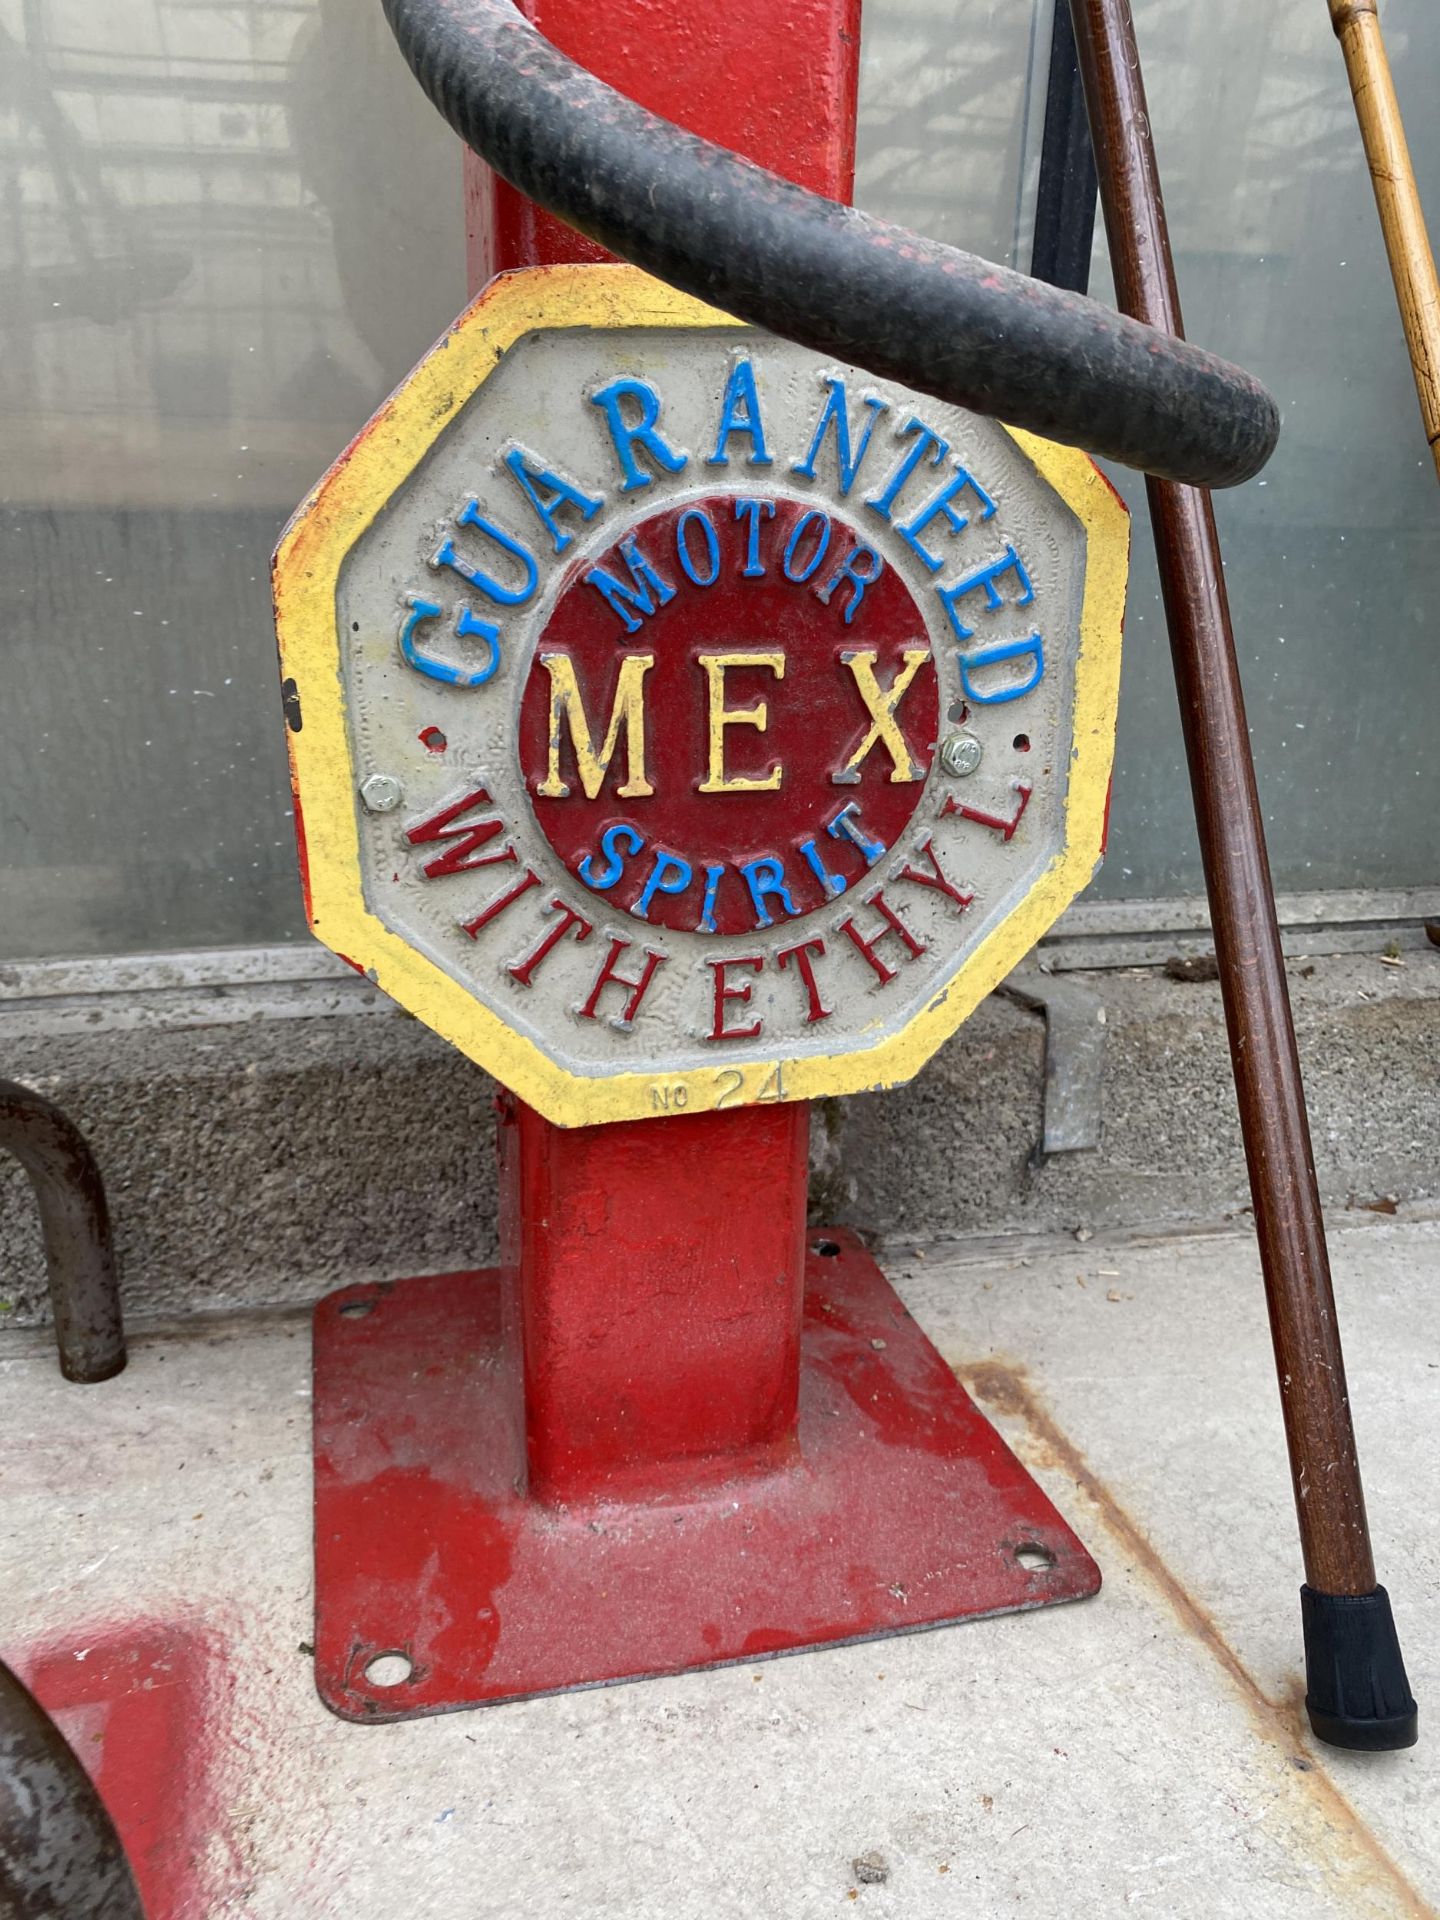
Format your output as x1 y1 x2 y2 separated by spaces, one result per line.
299 0 1107 1723
312 1104 1097 1721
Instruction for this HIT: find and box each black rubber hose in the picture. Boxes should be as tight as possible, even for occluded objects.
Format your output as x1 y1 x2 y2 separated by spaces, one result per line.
381 0 1278 488
0 1660 144 1920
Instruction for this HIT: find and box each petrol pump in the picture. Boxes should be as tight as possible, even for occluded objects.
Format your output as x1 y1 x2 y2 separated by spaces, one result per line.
270 0 1415 1750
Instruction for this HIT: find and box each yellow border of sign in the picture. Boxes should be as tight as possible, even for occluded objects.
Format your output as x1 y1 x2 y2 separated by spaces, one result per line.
274 263 1128 1129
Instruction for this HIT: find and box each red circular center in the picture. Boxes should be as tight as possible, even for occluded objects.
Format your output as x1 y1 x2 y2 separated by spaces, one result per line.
518 494 938 937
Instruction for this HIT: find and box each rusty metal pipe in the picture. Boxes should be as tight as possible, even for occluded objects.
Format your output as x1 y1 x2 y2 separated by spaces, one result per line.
0 1080 125 1384
1068 0 1416 1752
0 1658 144 1919
379 0 1279 489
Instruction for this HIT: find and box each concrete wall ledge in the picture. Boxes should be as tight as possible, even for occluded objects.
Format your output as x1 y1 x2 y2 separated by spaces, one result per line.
0 947 1435 1327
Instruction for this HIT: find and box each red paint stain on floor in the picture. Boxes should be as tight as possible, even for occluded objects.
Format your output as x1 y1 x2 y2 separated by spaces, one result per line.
18 1620 241 1919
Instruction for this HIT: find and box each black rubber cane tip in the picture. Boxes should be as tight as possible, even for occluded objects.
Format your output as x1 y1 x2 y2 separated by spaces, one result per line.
1301 1585 1418 1752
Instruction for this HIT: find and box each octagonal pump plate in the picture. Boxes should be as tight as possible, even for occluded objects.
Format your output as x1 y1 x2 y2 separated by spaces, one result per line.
274 266 1128 1127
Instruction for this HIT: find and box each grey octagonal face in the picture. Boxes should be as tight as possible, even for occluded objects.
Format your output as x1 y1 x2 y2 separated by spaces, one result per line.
336 326 1088 1086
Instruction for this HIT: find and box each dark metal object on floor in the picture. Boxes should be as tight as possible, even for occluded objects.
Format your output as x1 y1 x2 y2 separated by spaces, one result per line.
0 1658 145 1920
0 1079 125 1384
380 0 1278 489
1001 969 1108 1157
1067 0 1416 1749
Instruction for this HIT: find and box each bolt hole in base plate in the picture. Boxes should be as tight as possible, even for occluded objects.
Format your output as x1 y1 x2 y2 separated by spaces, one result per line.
1014 1542 1057 1572
312 1230 1100 1721
362 1652 414 1688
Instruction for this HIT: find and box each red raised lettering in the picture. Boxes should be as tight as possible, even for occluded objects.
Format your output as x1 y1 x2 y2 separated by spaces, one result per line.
837 891 925 985
776 937 832 1023
708 955 764 1041
895 835 975 914
406 784 513 879
939 780 1032 843
460 868 541 939
578 937 667 1028
509 897 593 986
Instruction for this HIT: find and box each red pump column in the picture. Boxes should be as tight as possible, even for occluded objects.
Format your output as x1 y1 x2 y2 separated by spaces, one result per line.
496 1098 808 1502
474 0 860 1506
465 0 863 282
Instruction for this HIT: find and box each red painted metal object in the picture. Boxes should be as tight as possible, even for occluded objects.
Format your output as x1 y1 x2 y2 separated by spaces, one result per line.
497 1097 808 1501
465 0 862 285
314 1229 1097 1720
19 1624 237 1919
310 0 1100 1719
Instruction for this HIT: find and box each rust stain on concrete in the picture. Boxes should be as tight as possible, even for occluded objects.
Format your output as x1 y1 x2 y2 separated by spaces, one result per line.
965 1357 1435 1920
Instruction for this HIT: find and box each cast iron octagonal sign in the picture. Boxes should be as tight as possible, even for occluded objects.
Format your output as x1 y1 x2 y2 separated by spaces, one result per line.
274 266 1128 1127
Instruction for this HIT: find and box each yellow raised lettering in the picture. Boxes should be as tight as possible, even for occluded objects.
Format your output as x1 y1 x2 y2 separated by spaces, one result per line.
537 651 655 800
834 647 930 784
698 651 786 794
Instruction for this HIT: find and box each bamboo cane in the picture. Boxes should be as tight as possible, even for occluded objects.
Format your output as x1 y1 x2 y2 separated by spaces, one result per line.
1329 0 1440 482
1067 0 1417 1752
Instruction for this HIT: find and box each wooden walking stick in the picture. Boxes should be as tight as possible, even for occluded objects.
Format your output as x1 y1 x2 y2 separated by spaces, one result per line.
1067 0 1417 1750
1329 0 1440 484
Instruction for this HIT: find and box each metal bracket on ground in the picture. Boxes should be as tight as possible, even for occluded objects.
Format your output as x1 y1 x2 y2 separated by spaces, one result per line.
1000 966 1107 1156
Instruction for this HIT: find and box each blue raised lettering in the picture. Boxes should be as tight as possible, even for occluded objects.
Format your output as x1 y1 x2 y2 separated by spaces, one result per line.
865 417 949 521
634 847 694 920
590 378 688 492
734 497 776 577
452 607 502 681
432 500 538 605
937 543 1035 641
706 357 772 468
676 507 721 587
798 836 848 898
740 855 800 930
584 536 677 633
783 510 831 583
791 377 888 495
397 597 502 690
578 822 646 891
957 632 1045 705
897 465 997 572
699 863 725 934
816 543 884 625
826 801 887 866
502 446 603 554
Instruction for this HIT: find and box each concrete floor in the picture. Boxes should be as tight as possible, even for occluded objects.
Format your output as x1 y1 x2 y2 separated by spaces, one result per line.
3 1212 1437 1918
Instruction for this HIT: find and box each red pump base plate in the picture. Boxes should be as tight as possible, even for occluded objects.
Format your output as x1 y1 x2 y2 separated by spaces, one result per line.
312 1229 1100 1721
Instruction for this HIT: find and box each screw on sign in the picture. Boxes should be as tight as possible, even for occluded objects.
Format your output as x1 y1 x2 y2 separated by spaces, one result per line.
274 266 1127 1127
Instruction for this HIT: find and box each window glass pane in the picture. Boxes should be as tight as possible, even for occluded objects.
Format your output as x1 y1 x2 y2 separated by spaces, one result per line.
856 0 1051 268
1080 0 1440 897
0 0 464 958
857 0 1439 902
3 0 1434 963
